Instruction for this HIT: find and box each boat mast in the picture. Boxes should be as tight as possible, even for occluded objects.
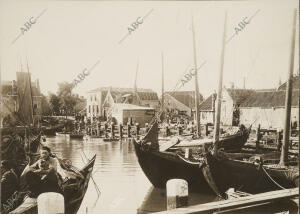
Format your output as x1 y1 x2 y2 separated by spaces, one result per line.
161 52 164 112
134 60 140 105
213 12 227 156
279 9 297 166
191 15 201 138
26 59 34 125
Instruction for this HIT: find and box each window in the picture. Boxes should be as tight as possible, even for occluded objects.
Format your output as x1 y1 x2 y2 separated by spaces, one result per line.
97 106 99 113
88 105 91 113
90 95 92 102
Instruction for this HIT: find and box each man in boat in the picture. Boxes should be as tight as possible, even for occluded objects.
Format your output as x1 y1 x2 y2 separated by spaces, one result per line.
25 146 62 197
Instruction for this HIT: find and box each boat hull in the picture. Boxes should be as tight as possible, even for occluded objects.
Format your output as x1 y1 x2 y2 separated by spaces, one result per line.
202 152 299 197
133 140 213 193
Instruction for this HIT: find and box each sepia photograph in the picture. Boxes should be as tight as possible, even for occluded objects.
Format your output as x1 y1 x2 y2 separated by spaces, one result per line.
0 0 299 213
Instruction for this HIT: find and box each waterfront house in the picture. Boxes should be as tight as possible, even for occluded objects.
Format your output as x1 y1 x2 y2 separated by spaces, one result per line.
1 72 42 126
163 91 204 118
86 87 159 121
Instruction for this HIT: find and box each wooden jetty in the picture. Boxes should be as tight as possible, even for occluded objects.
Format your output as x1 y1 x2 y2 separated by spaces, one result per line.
153 188 299 214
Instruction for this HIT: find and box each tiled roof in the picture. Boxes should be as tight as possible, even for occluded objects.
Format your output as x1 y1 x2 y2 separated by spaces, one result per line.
226 88 255 105
240 89 299 108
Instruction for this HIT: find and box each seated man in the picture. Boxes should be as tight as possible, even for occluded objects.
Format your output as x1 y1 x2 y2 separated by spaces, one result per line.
25 146 62 198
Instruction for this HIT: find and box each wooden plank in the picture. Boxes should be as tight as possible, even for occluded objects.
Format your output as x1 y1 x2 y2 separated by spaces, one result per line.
153 188 298 214
160 137 180 152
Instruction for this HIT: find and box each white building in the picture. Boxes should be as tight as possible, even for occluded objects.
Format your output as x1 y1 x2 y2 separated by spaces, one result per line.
86 87 159 120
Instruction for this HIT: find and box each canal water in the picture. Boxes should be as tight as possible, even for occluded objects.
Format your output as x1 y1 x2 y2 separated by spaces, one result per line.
45 136 298 214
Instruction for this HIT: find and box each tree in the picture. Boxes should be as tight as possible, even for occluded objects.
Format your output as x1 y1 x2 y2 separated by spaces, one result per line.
49 94 61 115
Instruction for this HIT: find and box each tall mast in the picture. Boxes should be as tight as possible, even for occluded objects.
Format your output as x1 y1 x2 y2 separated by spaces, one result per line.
213 12 228 156
279 9 297 166
191 15 201 138
134 60 140 105
26 59 34 124
161 52 165 111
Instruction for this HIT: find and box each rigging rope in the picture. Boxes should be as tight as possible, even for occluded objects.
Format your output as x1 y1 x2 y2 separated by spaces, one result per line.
261 166 286 190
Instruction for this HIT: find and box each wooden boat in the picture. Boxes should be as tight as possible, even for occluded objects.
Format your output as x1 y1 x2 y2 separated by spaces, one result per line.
10 155 96 214
55 132 70 137
133 120 251 193
201 151 299 198
42 124 64 136
69 133 84 139
201 9 300 199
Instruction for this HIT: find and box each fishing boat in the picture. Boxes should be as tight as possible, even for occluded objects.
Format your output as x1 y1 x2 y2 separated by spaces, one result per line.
201 151 298 198
9 155 96 214
133 15 251 193
42 124 65 136
69 133 84 139
133 119 250 193
56 132 70 137
201 9 299 199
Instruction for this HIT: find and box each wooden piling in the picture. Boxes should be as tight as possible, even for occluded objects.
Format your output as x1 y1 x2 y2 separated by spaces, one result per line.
104 123 108 138
256 124 261 151
119 124 123 140
127 124 131 138
111 123 115 139
166 179 188 210
136 123 140 137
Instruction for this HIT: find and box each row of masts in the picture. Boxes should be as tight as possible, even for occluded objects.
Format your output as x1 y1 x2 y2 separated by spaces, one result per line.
159 9 297 166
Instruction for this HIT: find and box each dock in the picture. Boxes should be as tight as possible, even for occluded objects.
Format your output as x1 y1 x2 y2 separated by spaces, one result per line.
153 188 299 214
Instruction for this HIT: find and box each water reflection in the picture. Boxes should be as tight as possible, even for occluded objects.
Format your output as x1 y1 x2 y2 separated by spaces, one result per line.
43 136 297 214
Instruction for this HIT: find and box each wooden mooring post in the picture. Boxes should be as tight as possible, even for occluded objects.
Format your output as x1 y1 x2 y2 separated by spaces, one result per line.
136 123 140 137
38 192 64 214
127 124 131 138
166 179 188 210
119 124 123 140
256 124 261 151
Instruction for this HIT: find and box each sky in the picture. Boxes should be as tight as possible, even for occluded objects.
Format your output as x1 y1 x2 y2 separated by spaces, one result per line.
0 0 299 99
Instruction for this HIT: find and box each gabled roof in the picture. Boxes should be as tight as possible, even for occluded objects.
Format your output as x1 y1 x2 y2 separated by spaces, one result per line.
199 93 216 111
165 91 203 109
240 89 299 108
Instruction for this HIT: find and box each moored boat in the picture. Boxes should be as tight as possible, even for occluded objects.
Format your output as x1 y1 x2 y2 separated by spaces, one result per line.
201 151 299 198
9 155 96 214
133 119 251 193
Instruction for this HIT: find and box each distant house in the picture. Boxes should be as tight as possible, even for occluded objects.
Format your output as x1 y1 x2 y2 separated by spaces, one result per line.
199 83 299 129
1 72 42 126
239 89 299 129
86 87 159 121
111 103 155 126
164 91 204 118
199 88 253 126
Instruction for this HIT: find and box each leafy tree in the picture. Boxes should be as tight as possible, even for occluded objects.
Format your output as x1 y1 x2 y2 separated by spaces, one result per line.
49 93 61 115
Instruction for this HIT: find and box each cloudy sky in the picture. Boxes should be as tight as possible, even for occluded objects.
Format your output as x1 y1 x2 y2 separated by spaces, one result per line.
0 0 299 98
